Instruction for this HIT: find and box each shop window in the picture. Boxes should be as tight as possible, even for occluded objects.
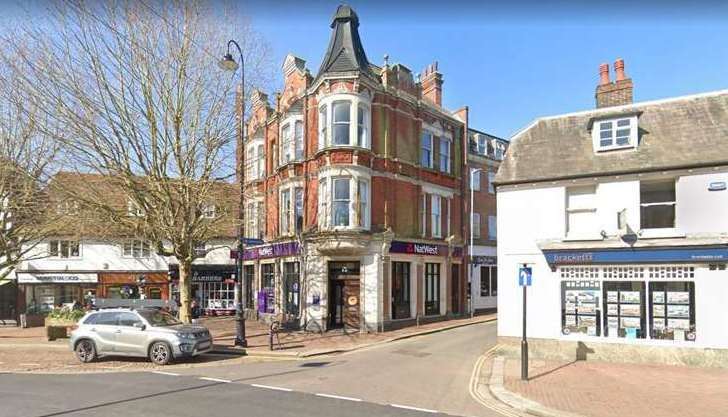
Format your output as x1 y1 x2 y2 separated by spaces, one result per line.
640 180 676 229
425 263 441 316
123 240 151 258
148 288 162 300
261 263 275 314
49 240 80 258
566 186 597 238
480 266 497 297
562 280 602 336
244 265 254 309
603 281 646 339
421 131 433 168
283 262 300 317
392 262 411 320
649 281 695 341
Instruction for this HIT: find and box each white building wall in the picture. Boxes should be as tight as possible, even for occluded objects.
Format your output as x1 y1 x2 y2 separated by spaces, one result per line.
498 169 728 348
21 239 168 272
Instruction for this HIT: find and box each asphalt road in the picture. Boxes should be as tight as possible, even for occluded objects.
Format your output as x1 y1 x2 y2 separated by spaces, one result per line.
0 321 499 417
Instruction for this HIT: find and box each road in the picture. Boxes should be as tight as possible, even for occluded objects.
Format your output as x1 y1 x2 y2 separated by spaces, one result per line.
0 321 499 417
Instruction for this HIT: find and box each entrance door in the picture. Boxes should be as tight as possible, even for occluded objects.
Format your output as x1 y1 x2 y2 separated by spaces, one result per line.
0 282 17 321
328 262 361 330
451 264 460 315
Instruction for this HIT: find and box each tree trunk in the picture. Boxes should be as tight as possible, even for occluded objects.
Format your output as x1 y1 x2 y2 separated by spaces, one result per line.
178 260 192 323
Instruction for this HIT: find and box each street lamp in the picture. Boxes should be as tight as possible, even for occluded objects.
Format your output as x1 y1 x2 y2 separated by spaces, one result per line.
219 39 247 347
469 167 484 318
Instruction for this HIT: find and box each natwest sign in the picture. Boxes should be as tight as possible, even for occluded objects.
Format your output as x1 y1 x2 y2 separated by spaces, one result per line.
242 241 299 261
390 241 449 257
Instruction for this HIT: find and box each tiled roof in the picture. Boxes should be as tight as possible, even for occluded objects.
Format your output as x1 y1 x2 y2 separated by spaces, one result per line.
496 90 728 185
315 5 372 81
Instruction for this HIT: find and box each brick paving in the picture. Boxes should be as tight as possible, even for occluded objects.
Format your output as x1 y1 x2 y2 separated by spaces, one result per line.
502 358 728 417
0 314 494 373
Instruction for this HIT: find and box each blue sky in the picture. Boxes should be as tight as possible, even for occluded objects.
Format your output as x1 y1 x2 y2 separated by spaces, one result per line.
244 0 728 139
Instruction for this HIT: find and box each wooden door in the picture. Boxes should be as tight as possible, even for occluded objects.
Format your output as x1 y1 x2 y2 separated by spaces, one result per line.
343 279 360 329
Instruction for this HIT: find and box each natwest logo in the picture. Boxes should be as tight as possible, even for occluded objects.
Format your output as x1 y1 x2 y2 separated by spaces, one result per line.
412 244 439 255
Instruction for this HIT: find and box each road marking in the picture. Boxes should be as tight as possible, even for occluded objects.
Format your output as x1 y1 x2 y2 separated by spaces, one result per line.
250 383 293 392
390 404 438 413
152 371 180 376
315 393 362 402
199 377 231 383
468 351 522 417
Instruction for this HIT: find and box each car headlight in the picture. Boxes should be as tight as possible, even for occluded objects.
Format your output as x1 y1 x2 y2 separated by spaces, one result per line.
176 332 195 340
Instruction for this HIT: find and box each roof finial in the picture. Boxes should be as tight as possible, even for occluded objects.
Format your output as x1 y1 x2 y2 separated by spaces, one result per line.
383 54 389 67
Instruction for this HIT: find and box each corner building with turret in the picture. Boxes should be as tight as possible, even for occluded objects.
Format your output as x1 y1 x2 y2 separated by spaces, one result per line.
240 5 472 332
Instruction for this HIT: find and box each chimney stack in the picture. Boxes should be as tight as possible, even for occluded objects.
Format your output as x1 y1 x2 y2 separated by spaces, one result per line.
421 61 444 106
595 58 633 108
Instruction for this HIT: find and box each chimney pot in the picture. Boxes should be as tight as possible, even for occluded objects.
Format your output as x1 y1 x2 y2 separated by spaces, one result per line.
614 58 626 81
599 63 610 86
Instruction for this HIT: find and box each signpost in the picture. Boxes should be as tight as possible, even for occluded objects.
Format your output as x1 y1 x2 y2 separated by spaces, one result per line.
519 265 532 381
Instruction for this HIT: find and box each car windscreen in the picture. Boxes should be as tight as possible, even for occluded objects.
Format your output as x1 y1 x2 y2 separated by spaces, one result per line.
137 310 182 327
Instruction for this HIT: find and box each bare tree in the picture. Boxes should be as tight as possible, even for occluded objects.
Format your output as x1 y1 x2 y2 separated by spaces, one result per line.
3 0 272 322
0 84 62 280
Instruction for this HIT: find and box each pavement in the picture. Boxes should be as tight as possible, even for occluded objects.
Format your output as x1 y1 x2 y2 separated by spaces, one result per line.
479 355 728 417
0 321 503 417
0 314 496 372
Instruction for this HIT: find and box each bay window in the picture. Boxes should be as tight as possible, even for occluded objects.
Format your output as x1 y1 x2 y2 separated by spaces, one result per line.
317 174 370 230
279 186 303 236
280 118 304 165
280 123 292 164
317 94 372 150
280 189 291 234
245 201 264 240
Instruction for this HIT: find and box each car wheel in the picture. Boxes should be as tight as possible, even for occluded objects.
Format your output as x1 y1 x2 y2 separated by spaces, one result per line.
149 342 172 365
75 339 97 363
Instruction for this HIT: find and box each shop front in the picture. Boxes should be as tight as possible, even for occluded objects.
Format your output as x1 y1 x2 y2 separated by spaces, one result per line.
169 264 237 316
16 272 99 313
98 272 169 300
243 241 301 323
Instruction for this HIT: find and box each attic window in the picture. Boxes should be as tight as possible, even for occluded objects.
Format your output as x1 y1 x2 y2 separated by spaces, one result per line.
592 116 638 152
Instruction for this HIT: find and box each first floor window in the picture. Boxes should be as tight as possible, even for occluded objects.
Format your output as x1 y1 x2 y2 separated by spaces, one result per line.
488 171 496 194
280 123 292 164
318 104 327 149
333 178 351 226
420 194 427 237
421 132 433 168
431 195 441 237
392 262 411 320
480 266 497 297
318 178 328 228
472 213 481 238
358 180 368 227
49 240 80 258
425 263 441 316
439 138 450 173
294 187 303 233
280 189 291 234
123 240 151 258
470 168 480 191
640 180 676 229
488 215 497 240
566 186 597 238
357 104 368 148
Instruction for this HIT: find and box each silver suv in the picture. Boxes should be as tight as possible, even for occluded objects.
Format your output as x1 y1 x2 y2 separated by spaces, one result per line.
70 308 212 365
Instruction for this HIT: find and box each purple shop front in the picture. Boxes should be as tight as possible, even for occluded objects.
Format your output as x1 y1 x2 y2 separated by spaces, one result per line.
243 241 300 261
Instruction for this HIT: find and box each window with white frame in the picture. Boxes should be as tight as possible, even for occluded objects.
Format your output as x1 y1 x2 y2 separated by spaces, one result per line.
431 195 442 238
420 194 427 237
470 168 481 191
318 95 371 150
488 215 497 239
477 135 487 155
193 242 206 257
245 201 264 239
640 180 676 230
294 187 303 232
472 213 481 238
488 171 496 194
280 189 291 235
446 198 451 237
201 203 216 219
256 144 265 178
421 132 433 168
123 240 151 258
566 186 598 238
279 119 304 165
49 240 80 258
594 117 637 151
246 142 265 181
332 101 350 146
318 176 370 230
439 137 451 173
127 199 144 217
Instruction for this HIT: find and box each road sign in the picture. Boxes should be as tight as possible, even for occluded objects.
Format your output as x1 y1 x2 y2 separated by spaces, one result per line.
519 267 532 286
241 237 264 246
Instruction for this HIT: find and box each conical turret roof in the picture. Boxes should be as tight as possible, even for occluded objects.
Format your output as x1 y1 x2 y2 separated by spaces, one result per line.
315 5 372 80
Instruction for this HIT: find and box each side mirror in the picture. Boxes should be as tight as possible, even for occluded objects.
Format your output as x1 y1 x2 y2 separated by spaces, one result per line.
133 322 146 331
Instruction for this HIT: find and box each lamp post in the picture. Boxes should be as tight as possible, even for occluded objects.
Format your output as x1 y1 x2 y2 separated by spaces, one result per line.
219 39 247 347
469 168 484 318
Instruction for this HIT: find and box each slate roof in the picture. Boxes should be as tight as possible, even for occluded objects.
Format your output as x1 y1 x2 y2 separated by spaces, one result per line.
315 5 373 81
496 90 728 185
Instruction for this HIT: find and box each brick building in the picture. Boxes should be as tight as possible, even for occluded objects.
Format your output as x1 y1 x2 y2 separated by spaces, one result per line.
466 129 508 312
240 5 472 332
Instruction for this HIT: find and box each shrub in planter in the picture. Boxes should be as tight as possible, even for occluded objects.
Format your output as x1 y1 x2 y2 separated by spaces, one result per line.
45 308 85 340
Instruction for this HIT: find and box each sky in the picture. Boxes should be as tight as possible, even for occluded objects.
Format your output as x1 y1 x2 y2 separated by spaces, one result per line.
241 0 728 139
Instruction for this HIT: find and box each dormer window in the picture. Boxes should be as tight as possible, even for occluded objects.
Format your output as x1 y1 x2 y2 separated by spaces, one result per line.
593 116 638 152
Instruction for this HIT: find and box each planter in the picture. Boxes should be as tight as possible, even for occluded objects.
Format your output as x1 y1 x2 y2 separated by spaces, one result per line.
45 318 77 341
20 313 46 328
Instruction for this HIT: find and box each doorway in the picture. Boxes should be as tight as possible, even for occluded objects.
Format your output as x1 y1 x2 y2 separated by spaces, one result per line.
0 281 17 322
328 261 360 330
451 264 461 315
